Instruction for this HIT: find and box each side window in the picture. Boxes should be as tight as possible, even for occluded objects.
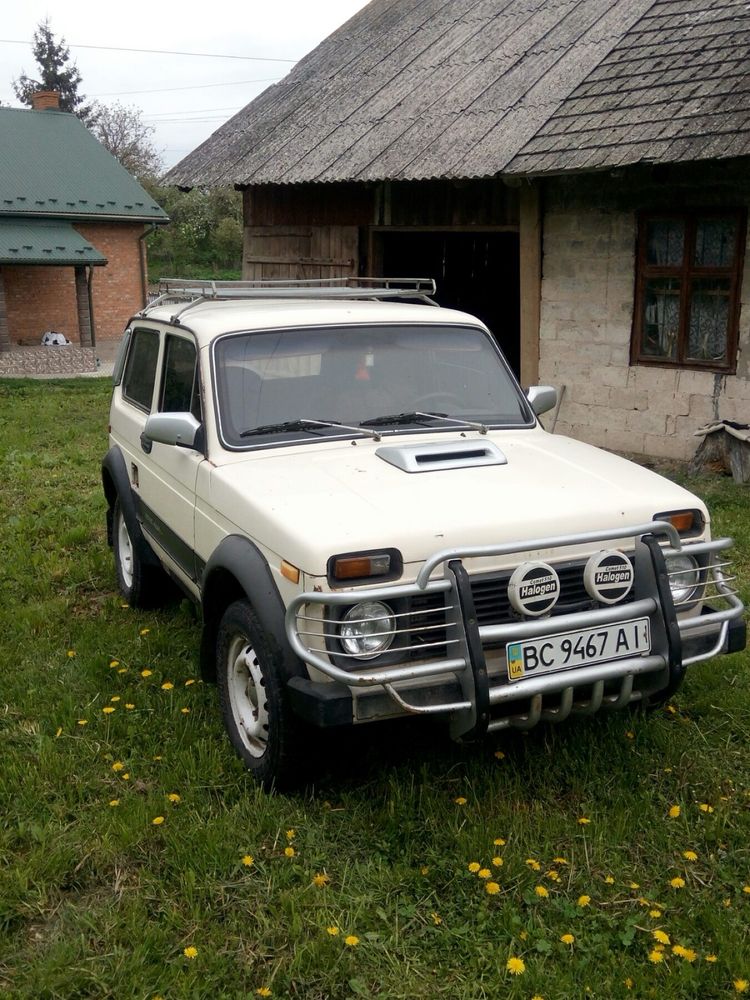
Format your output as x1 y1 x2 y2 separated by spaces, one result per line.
122 328 160 411
160 335 201 420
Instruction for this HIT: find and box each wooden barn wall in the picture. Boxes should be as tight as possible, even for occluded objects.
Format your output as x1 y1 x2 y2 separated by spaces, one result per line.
242 180 520 280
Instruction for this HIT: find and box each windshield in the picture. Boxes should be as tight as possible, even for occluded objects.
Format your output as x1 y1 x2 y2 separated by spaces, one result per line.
213 324 530 447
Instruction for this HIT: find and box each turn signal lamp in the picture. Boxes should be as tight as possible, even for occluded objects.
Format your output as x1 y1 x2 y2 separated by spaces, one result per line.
653 509 704 537
280 560 300 584
334 554 391 580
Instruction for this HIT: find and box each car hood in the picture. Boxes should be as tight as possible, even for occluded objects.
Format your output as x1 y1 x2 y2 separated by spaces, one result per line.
210 429 705 577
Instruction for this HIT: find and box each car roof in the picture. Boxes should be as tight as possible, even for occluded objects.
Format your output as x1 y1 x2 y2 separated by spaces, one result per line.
138 297 487 347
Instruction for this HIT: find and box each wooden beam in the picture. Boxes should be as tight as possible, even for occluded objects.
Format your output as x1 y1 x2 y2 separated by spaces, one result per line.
75 266 93 348
0 268 10 352
519 183 541 387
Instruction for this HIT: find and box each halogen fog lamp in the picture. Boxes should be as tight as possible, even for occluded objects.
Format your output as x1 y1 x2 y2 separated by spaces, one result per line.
664 553 701 605
339 601 395 660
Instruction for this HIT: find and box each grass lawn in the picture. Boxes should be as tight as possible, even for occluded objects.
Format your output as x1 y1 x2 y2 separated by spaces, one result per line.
1 377 749 1000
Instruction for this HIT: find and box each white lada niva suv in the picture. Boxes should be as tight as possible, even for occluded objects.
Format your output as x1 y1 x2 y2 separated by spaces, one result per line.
102 278 746 789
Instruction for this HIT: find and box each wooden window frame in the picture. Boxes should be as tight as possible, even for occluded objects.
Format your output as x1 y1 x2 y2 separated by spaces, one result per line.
631 208 746 374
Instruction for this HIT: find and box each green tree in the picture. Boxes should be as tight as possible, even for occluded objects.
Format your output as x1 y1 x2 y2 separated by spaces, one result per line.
91 102 163 181
13 19 96 124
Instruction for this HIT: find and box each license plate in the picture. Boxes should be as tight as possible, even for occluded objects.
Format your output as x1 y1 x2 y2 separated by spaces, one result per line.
506 617 651 682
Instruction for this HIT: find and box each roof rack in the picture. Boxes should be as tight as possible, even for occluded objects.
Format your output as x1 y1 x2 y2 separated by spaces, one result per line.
141 276 438 321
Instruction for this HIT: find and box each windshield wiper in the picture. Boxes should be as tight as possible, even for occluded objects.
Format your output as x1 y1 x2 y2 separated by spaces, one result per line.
240 418 381 440
361 411 488 434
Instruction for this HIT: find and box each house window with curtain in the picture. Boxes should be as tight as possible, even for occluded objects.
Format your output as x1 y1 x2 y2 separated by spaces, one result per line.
631 210 746 373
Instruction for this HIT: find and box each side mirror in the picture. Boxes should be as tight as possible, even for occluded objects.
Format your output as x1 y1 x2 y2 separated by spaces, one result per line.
526 385 557 417
144 412 203 450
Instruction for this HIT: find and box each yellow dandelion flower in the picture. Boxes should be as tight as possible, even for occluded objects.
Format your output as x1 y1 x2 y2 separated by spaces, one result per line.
110 695 121 703
624 978 634 990
284 846 295 857
326 926 339 936
493 838 506 846
628 882 640 890
344 935 359 947
604 875 615 885
109 660 119 668
168 793 181 803
141 669 152 677
625 730 635 740
121 772 130 780
181 707 190 714
670 877 686 889
648 949 665 964
431 912 442 925
506 957 525 975
668 805 681 818
153 755 162 761
637 897 650 907
554 857 568 865
492 857 504 867
735 981 749 994
577 816 591 825
152 816 165 826
242 855 254 866
185 678 196 686
161 681 174 691
485 881 500 895
312 873 330 887
560 933 575 945
139 628 150 636
477 868 491 879
519 931 528 940
494 750 505 759
743 886 750 895
468 862 481 873
67 650 76 658
454 796 467 805
285 828 295 840
649 909 662 918
102 706 115 715
117 668 128 674
109 799 120 807
577 894 591 907
256 989 272 998
54 726 62 738
724 898 732 908
546 870 560 882
679 947 697 963
666 704 677 714
125 703 135 710
531 995 544 1000
699 803 714 814
112 761 124 772
183 945 197 959
535 885 549 898
683 850 698 861
705 954 717 963
525 859 541 871
653 930 670 945
420 866 429 875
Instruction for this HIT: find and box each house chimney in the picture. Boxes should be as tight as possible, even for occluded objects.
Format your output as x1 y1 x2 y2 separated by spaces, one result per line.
31 90 60 111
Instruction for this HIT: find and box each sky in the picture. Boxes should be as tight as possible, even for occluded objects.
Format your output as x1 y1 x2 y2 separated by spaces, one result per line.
0 0 371 170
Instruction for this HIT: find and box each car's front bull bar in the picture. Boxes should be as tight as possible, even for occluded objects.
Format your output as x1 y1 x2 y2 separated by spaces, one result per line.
284 521 744 736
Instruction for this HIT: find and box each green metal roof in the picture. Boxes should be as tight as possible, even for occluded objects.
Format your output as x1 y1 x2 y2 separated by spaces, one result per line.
0 107 168 223
0 218 107 265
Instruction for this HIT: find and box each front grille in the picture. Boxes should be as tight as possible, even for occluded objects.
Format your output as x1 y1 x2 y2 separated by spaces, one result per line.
406 559 635 656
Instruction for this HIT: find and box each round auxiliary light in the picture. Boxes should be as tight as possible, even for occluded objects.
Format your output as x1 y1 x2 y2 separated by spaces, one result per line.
339 601 396 660
664 553 701 605
508 562 560 618
583 550 634 605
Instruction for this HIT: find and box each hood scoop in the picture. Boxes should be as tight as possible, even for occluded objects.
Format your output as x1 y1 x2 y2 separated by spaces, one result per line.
376 439 508 474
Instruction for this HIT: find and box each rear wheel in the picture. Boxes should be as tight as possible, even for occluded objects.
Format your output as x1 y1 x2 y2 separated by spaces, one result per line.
216 599 305 790
113 498 169 608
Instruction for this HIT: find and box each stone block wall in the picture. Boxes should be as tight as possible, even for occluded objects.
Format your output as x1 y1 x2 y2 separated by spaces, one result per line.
0 346 97 376
538 164 750 462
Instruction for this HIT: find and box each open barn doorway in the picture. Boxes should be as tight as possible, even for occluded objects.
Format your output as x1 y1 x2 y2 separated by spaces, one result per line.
376 230 521 375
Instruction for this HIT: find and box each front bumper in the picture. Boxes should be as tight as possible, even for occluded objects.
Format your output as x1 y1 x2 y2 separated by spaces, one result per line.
284 521 745 736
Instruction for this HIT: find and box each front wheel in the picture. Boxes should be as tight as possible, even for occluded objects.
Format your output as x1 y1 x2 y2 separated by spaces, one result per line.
216 600 305 790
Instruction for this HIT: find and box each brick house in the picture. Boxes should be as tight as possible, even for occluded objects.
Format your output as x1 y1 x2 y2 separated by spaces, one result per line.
0 92 167 362
165 0 750 461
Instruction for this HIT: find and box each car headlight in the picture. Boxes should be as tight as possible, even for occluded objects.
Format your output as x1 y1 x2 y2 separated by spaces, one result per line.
339 601 395 660
664 554 701 605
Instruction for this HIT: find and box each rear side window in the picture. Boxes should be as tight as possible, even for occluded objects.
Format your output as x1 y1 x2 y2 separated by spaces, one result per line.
160 335 200 418
122 328 160 411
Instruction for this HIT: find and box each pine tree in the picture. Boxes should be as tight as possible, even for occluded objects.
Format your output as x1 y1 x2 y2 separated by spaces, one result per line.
13 19 96 124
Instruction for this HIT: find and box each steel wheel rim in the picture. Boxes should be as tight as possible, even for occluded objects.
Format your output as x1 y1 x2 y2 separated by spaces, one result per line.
227 634 269 758
117 511 134 590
